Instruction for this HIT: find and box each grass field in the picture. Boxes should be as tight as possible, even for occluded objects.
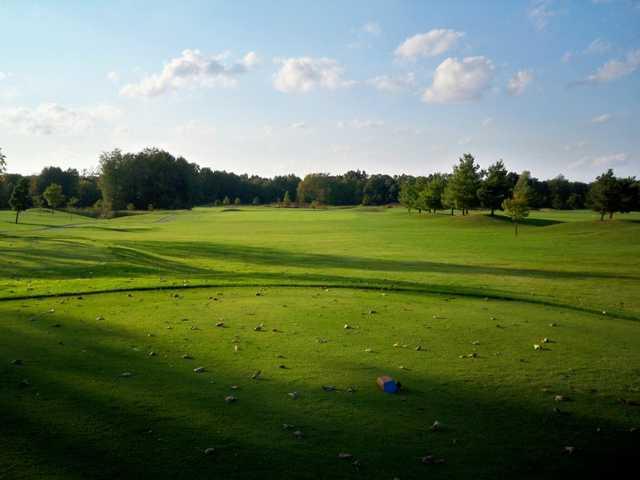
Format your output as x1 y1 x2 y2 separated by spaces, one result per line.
1 207 639 479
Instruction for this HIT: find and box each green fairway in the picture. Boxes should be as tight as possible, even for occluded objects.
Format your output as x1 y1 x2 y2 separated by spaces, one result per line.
1 207 639 479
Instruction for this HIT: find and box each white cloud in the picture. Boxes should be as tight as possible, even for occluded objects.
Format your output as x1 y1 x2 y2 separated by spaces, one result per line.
395 29 464 60
568 48 640 87
584 38 612 55
592 152 628 167
289 122 307 129
107 71 120 83
528 0 557 31
591 113 612 124
120 49 259 97
0 103 121 135
362 21 381 36
273 57 354 93
367 72 416 93
507 70 534 96
562 51 573 63
241 51 260 68
0 72 7 81
337 119 384 129
481 117 494 127
422 56 495 104
584 49 640 83
458 136 473 146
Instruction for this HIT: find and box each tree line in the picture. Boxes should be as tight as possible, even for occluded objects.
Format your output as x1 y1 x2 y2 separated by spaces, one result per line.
397 155 638 222
0 147 638 224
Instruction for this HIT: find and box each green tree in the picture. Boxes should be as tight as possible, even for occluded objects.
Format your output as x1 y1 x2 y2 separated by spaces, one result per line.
399 181 418 213
502 171 531 236
43 183 65 213
418 174 447 214
618 177 639 214
9 178 31 224
252 196 261 205
447 154 482 215
477 160 510 216
588 169 621 220
222 195 231 206
234 197 241 205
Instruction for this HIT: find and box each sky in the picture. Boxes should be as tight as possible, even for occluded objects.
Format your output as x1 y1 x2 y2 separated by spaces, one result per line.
0 0 639 181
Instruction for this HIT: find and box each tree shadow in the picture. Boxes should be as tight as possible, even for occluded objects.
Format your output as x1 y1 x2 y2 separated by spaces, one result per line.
0 306 637 479
123 240 639 282
488 214 565 227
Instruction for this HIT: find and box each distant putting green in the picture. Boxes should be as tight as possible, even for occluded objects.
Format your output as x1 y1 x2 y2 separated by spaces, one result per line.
1 207 639 479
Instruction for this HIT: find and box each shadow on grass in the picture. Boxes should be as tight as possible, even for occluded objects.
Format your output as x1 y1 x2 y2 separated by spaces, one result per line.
487 214 565 227
0 307 637 480
122 240 638 282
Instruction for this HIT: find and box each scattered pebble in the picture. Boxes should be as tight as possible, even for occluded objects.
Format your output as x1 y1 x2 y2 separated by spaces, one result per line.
288 392 299 400
10 359 23 366
251 370 262 380
430 420 442 432
215 322 224 327
563 446 575 455
322 385 337 392
533 344 542 351
338 453 353 460
225 395 237 403
96 316 105 321
120 372 133 378
292 430 303 439
148 351 157 357
204 447 215 455
459 352 477 359
193 367 206 373
343 324 352 330
554 395 566 402
182 354 193 360
421 454 445 465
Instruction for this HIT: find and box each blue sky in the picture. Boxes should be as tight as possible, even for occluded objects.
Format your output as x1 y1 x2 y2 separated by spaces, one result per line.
0 0 639 181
